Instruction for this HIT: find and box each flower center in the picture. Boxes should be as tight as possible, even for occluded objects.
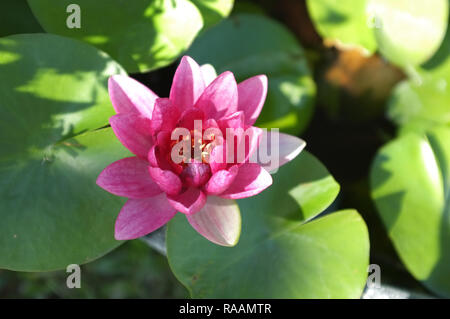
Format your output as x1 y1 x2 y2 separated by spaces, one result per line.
170 129 217 165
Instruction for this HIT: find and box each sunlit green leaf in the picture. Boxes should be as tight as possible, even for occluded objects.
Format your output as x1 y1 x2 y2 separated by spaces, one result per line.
307 0 377 54
0 34 128 271
388 25 450 134
28 0 205 73
388 77 450 135
371 126 450 297
191 0 234 29
167 152 370 298
367 0 449 67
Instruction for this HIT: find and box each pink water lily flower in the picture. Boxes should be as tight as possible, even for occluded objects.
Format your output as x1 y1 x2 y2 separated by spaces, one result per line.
97 56 305 246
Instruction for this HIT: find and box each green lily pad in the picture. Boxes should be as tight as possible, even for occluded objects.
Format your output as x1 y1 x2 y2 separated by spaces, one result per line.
422 21 450 75
191 0 234 29
28 0 207 73
187 13 316 135
0 34 128 271
0 0 43 37
28 0 235 73
306 0 377 54
167 152 370 298
387 25 450 135
388 76 450 135
367 0 449 68
371 126 450 297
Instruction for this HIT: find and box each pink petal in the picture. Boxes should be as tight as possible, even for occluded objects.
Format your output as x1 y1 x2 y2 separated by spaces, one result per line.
114 194 177 240
147 145 159 167
151 131 180 171
148 140 173 171
209 144 227 173
108 75 158 118
155 130 171 152
109 113 154 159
237 75 268 126
167 187 206 215
150 98 181 134
148 167 182 196
220 163 273 199
218 111 245 131
97 157 162 198
200 64 217 86
204 165 239 195
234 126 263 164
179 162 212 188
204 118 219 129
177 108 205 131
251 131 306 173
187 196 241 247
170 56 206 109
195 71 238 119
